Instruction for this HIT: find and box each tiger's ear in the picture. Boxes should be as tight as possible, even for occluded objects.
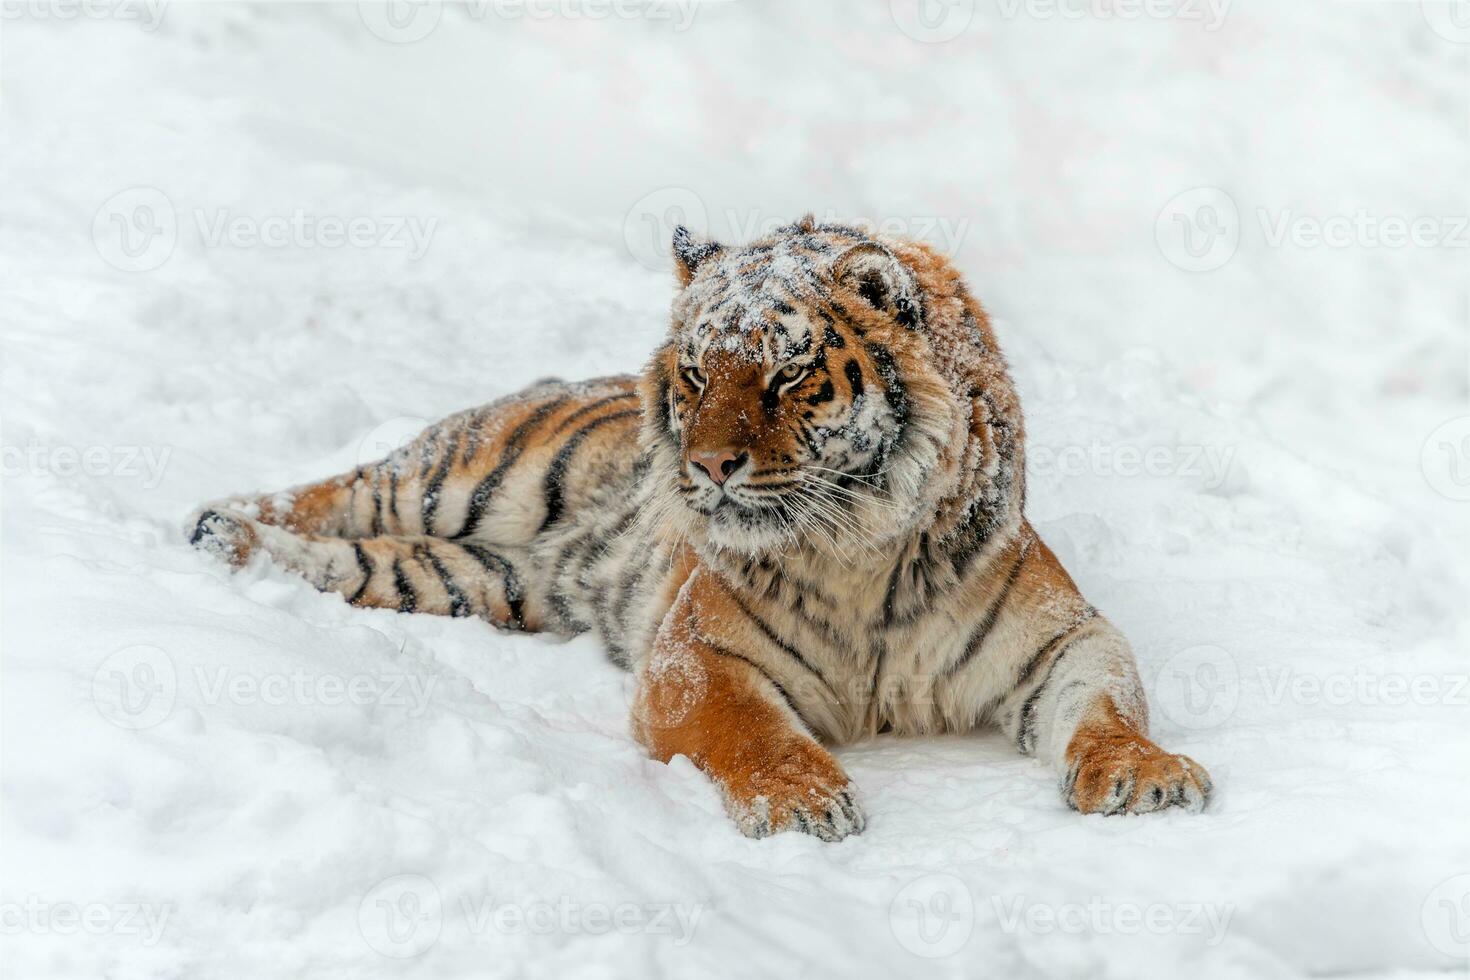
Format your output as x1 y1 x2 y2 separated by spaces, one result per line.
831 242 921 329
672 225 723 287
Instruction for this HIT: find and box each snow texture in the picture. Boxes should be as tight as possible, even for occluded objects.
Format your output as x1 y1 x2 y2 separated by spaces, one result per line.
1 3 1467 978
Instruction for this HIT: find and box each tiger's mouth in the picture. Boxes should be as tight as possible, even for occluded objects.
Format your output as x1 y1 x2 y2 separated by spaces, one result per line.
684 462 892 556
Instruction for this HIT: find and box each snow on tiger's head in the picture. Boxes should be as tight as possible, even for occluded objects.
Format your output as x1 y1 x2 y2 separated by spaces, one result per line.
638 216 1025 561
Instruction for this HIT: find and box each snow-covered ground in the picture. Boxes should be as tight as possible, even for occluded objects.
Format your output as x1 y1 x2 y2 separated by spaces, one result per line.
2 3 1468 977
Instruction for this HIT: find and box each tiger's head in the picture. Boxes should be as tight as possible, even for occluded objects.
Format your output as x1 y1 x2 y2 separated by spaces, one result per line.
639 217 1024 561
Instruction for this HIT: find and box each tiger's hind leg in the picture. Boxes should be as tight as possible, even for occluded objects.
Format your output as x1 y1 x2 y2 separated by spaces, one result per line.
195 378 640 545
188 510 540 631
193 414 474 542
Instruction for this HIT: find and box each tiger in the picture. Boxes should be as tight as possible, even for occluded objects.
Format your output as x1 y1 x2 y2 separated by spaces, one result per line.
187 216 1213 841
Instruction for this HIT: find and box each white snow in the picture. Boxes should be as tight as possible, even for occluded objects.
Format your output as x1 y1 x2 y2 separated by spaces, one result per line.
2 3 1468 978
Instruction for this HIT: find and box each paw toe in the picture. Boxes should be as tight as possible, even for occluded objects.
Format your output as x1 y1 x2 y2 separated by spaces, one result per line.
187 508 256 567
1064 747 1214 816
729 782 865 842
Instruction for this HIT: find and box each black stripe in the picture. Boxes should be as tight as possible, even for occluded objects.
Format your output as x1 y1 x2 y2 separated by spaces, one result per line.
743 479 802 494
727 590 838 701
392 558 417 614
459 544 525 630
346 543 373 604
545 508 636 631
421 545 471 618
421 426 463 535
843 358 864 398
388 468 401 531
453 397 569 539
652 360 674 435
345 470 362 535
704 640 800 720
369 471 383 536
942 548 1028 678
948 390 1020 577
548 392 638 437
866 343 909 457
539 409 640 532
880 553 907 626
1015 620 1094 754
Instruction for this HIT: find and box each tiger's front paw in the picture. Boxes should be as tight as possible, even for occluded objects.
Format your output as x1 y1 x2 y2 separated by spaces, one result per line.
186 507 258 568
1063 735 1213 815
722 741 866 842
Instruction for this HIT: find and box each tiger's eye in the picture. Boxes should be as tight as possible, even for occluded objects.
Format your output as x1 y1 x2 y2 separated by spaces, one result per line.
780 364 802 379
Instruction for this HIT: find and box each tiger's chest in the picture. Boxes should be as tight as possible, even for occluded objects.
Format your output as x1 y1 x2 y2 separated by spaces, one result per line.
715 550 1015 742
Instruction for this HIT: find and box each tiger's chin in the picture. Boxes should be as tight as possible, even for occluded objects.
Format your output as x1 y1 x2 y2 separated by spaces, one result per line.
696 500 795 556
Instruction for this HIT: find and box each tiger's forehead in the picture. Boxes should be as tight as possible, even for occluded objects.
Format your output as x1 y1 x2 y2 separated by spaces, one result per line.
674 226 866 365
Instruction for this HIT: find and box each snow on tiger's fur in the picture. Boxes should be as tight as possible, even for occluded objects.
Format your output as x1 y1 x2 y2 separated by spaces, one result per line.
189 217 1212 841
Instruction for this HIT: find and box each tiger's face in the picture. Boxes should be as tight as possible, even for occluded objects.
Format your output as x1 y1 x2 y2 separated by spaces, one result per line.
642 220 965 558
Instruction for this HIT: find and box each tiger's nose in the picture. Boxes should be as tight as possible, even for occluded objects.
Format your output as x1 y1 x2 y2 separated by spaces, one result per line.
689 449 748 487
